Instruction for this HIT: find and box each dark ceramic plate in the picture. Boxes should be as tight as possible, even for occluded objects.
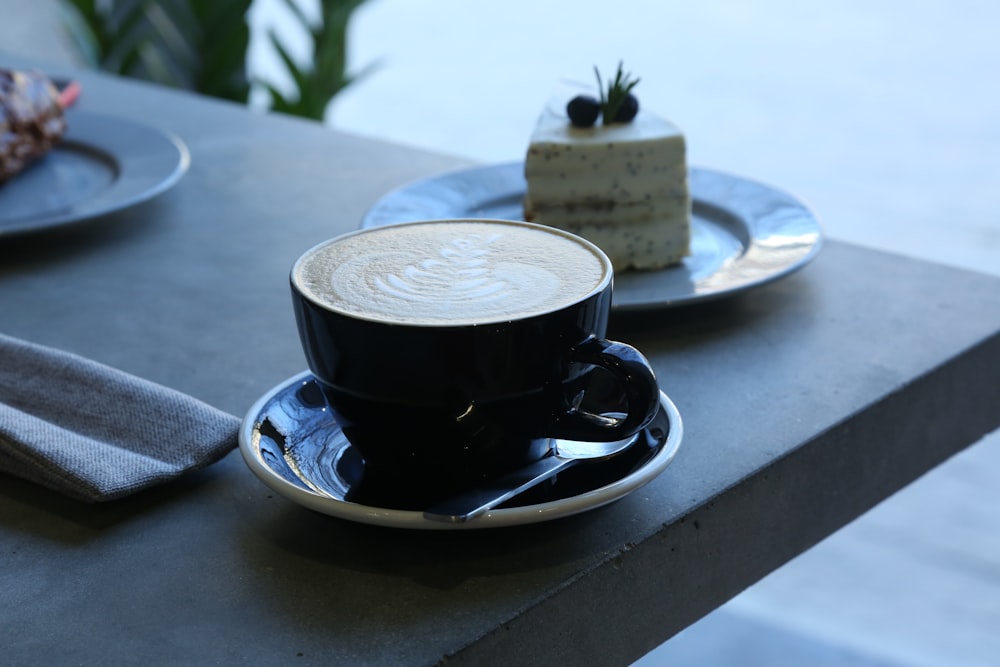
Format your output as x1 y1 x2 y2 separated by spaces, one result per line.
0 110 189 237
239 372 683 530
361 163 823 310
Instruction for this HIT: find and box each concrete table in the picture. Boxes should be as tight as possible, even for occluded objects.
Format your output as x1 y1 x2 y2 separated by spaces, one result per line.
2 65 999 666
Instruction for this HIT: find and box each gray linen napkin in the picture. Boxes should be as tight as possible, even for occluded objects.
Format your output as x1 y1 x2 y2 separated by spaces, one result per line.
0 333 238 502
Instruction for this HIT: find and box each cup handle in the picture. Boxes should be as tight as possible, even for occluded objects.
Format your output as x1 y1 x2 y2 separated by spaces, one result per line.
551 336 660 440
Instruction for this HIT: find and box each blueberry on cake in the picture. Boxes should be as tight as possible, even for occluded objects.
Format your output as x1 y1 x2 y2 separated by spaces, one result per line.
523 64 691 270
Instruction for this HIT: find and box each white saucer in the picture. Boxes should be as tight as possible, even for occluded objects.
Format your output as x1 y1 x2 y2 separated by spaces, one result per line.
239 372 683 530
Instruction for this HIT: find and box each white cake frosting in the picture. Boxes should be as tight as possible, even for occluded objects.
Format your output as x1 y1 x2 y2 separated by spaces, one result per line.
523 98 691 271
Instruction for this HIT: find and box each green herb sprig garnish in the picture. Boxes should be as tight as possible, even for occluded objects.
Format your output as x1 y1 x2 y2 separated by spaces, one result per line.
595 62 640 125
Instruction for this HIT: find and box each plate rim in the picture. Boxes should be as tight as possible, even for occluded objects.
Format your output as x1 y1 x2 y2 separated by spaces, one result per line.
360 162 824 310
238 371 683 530
0 109 190 237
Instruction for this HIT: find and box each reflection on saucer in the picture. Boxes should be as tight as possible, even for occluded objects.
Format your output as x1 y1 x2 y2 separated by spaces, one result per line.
239 372 683 530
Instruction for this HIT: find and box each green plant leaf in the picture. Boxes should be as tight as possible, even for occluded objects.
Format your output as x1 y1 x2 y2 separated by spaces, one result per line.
261 0 374 120
57 1 102 66
268 28 308 92
278 0 314 33
58 0 370 118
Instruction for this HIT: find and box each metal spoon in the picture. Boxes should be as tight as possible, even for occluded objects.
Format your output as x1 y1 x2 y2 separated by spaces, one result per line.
422 433 639 523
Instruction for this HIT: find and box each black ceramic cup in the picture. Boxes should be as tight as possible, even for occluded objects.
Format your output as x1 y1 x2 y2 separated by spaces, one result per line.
290 219 659 508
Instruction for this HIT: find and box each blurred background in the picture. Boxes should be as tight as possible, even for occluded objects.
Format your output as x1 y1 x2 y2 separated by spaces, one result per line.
2 1 999 665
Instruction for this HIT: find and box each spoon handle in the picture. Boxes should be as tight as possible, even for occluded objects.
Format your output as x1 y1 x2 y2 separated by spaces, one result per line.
423 455 572 523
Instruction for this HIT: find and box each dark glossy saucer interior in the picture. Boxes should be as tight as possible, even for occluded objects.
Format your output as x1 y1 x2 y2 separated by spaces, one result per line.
253 376 668 512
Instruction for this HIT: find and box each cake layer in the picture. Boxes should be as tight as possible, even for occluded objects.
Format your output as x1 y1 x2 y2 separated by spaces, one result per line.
524 166 687 204
524 189 689 227
547 211 691 271
526 113 685 197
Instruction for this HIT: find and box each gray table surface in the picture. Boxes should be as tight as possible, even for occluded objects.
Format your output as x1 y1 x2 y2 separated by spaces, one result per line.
2 65 999 667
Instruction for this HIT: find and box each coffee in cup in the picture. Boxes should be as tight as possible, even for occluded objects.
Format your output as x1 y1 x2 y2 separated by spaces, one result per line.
290 219 659 508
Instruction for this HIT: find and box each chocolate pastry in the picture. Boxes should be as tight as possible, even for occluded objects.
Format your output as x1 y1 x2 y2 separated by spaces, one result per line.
0 69 67 185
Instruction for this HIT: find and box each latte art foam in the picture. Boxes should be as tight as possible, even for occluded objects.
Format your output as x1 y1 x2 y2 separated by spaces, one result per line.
294 220 609 325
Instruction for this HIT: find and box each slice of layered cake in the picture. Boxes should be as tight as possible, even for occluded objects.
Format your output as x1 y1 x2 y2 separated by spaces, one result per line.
524 64 691 270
